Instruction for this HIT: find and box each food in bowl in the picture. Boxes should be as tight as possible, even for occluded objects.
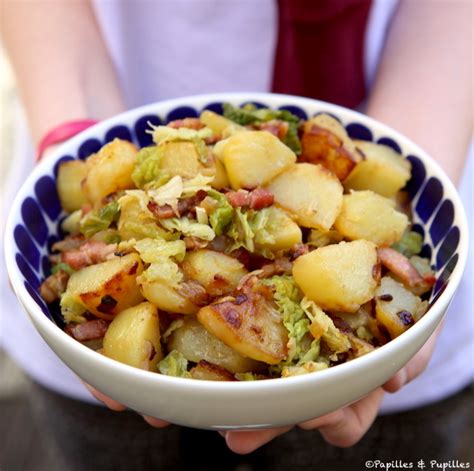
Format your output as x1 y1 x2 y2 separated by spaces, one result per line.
40 103 436 381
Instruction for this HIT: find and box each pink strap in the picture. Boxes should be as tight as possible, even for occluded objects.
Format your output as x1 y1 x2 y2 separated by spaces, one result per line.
36 119 99 162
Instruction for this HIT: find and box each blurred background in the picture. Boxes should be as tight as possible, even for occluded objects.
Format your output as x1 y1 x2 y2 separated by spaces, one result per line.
0 46 65 470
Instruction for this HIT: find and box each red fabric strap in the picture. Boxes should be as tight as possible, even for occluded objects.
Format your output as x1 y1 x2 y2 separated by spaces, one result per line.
272 0 372 109
36 119 99 162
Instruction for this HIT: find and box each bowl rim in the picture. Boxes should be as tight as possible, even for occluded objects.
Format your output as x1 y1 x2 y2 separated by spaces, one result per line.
4 92 470 394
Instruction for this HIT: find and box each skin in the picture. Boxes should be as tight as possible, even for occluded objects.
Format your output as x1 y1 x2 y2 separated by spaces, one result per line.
2 0 472 455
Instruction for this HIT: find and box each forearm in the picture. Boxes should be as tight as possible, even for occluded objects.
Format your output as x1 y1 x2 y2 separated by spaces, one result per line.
366 0 472 184
1 0 125 143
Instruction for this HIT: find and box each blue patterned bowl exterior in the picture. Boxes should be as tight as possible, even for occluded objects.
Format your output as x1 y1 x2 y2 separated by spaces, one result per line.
11 95 464 327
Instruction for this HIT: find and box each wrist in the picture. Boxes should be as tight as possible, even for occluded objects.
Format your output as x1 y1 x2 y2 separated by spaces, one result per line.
36 119 99 162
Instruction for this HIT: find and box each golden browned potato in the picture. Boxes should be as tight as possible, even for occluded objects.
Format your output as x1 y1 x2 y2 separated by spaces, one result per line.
300 114 358 181
103 302 162 370
190 361 235 381
57 160 87 213
66 253 144 319
200 110 244 136
82 139 137 206
182 250 247 296
197 281 288 364
211 157 230 189
160 141 213 179
140 281 199 315
344 141 411 197
334 191 409 246
221 131 296 189
168 317 264 373
293 240 379 313
266 163 343 231
254 206 302 253
375 276 427 339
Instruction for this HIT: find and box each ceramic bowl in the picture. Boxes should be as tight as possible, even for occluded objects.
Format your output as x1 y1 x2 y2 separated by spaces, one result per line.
4 93 468 429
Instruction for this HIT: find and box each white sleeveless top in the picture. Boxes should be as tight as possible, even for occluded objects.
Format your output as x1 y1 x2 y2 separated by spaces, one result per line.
1 0 472 414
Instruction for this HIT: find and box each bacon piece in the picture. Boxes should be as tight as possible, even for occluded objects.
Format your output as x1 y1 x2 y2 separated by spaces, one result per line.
147 200 175 219
377 247 435 292
260 257 293 278
167 118 204 130
147 191 208 219
52 234 85 253
258 120 289 140
177 280 210 307
225 188 274 210
40 270 69 303
66 319 109 341
226 190 250 208
208 235 233 253
248 188 274 210
62 240 117 270
290 243 310 260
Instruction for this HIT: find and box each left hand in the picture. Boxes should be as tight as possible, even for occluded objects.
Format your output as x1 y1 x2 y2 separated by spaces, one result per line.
221 322 444 454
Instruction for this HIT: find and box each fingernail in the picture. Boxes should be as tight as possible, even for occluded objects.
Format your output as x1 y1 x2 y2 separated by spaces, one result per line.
218 431 228 438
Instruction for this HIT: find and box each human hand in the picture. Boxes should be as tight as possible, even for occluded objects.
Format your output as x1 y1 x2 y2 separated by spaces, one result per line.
222 322 444 454
82 382 170 428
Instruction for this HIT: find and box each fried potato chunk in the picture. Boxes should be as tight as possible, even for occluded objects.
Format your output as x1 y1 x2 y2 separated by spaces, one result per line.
334 190 409 246
82 139 137 206
266 163 343 231
221 131 296 189
182 250 248 297
293 240 379 313
345 141 411 198
300 114 359 181
103 302 162 370
197 278 288 364
168 317 264 373
190 361 235 381
375 276 427 339
66 253 144 320
57 160 87 213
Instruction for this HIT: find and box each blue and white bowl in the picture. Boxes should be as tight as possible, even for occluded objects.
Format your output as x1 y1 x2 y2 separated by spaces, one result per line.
4 93 469 429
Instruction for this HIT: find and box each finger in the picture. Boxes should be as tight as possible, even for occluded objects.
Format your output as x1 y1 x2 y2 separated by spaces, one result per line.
141 415 170 428
383 320 444 393
299 388 384 448
225 426 293 455
82 382 126 411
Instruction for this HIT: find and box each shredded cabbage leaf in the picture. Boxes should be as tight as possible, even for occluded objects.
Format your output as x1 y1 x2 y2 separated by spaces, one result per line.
158 350 191 378
51 262 75 276
223 103 301 154
391 231 423 258
61 210 81 234
160 217 215 241
208 190 234 236
134 237 186 288
227 208 255 252
300 297 350 354
251 208 277 247
148 175 183 212
147 174 214 215
79 201 120 238
132 146 170 189
118 191 172 241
